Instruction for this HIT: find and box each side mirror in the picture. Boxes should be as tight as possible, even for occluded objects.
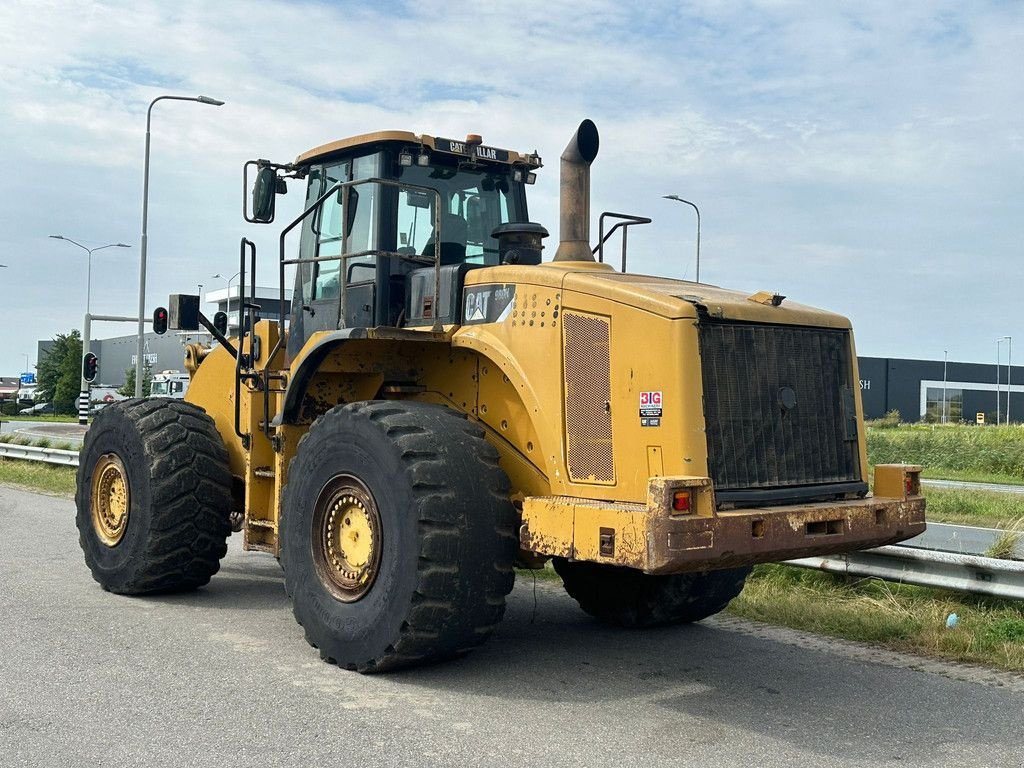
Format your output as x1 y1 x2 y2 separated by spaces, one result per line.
252 167 279 223
213 311 228 336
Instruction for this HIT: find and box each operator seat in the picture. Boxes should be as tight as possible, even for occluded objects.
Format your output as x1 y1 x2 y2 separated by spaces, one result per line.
422 212 468 265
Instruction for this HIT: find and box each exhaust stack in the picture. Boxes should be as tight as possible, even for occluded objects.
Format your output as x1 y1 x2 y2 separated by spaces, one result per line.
553 119 600 262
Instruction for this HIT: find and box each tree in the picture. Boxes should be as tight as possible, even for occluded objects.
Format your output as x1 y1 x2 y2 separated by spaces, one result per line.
118 360 153 398
35 330 82 415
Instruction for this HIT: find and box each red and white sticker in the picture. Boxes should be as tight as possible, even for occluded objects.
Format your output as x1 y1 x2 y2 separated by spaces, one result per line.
640 391 663 426
640 391 663 408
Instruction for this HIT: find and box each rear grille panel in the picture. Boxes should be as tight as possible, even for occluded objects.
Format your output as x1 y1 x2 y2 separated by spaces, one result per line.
563 311 615 484
698 320 861 501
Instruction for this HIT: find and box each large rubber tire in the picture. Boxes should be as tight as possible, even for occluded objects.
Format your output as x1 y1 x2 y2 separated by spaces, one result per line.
553 559 751 628
280 401 517 672
75 399 233 594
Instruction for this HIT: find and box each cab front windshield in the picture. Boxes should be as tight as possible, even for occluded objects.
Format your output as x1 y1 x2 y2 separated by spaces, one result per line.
394 161 524 266
303 152 527 301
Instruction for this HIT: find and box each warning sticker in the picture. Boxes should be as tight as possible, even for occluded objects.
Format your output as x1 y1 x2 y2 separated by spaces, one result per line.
640 391 663 425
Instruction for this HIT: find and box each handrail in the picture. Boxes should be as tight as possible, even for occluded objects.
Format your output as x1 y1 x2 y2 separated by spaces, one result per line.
235 237 257 448
592 212 652 272
266 176 445 370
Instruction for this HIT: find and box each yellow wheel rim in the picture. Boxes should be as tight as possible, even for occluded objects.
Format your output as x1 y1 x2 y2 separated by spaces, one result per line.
91 453 130 547
312 476 382 602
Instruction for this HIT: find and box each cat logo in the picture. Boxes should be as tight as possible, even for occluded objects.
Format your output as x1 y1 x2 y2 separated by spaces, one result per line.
463 284 516 325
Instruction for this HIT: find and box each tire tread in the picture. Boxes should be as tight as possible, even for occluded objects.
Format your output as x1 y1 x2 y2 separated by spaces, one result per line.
75 399 232 594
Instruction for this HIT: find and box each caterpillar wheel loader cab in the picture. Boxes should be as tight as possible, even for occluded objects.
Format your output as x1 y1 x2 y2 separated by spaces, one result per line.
76 120 926 672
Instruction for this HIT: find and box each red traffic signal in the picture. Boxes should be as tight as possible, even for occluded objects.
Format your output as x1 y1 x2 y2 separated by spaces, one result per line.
83 353 99 383
153 306 168 335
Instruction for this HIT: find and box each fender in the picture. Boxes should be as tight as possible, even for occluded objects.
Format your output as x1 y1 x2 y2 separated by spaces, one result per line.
277 327 450 425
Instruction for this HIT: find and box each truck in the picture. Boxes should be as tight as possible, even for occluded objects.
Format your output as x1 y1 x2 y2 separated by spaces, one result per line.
75 120 925 672
148 370 190 399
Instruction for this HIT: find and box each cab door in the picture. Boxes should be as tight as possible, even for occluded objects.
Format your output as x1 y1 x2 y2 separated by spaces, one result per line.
290 154 383 356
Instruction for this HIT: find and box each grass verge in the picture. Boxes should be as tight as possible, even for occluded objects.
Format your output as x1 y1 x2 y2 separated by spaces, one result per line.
868 423 1024 484
0 459 76 496
728 564 1024 673
921 485 1024 528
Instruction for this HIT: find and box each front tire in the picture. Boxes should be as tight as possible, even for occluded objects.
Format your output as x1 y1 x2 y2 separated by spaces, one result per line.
280 401 517 672
75 399 233 594
553 559 751 628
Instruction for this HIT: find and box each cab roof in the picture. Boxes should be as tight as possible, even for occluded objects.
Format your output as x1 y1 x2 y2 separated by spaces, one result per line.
295 130 542 169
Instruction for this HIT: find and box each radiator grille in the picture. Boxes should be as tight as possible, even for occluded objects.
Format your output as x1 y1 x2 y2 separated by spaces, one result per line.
563 311 615 484
699 321 859 494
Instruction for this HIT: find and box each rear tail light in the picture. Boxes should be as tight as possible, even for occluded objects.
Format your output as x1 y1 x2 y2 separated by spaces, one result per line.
672 491 691 512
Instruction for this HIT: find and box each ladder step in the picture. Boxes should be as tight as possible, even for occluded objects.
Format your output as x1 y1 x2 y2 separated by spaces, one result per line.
247 519 276 529
253 468 275 478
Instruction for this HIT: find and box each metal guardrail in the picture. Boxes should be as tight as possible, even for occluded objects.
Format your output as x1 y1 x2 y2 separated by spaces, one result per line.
786 520 1024 601
786 546 1024 601
2 444 1022 599
903 521 1024 559
0 442 80 466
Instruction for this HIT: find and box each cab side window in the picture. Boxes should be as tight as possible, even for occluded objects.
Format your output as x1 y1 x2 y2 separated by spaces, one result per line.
312 162 350 300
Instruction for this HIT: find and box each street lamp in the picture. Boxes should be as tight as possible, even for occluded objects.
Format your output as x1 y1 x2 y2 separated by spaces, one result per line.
135 93 225 397
1001 336 1012 425
212 271 241 329
49 236 131 317
942 350 948 424
996 336 1011 425
663 194 701 283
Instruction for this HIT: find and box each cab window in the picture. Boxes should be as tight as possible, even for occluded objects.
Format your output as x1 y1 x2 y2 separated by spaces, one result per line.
308 154 381 300
394 164 520 266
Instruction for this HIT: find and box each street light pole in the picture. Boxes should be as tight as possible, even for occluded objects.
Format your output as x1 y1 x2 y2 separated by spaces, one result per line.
942 350 948 424
1002 336 1012 425
996 337 1007 425
135 94 225 397
212 271 242 332
663 194 701 283
50 236 131 424
49 236 131 317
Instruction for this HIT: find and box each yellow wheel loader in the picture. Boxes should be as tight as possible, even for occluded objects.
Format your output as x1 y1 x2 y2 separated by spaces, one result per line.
76 120 925 672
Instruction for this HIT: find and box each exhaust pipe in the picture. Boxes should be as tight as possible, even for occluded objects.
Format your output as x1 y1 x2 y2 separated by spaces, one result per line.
553 119 600 262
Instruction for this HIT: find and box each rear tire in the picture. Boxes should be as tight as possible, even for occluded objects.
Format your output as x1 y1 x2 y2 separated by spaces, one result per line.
553 559 751 628
280 401 517 672
75 399 233 594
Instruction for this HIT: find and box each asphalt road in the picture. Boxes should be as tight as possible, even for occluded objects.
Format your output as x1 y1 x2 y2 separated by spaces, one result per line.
0 420 86 447
2 485 1023 768
921 478 1024 495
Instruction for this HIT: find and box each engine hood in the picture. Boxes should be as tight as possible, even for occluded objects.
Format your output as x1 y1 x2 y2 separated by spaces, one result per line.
547 262 852 329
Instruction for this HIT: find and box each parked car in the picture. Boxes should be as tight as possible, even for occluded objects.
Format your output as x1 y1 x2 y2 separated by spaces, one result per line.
18 402 53 415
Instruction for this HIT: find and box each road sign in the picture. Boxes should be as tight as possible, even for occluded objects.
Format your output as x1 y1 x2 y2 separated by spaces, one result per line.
976 412 985 424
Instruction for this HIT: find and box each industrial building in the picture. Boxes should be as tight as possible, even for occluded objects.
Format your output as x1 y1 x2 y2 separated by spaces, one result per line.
859 356 1024 424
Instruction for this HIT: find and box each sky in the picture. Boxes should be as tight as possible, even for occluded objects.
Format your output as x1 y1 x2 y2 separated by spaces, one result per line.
0 0 1022 375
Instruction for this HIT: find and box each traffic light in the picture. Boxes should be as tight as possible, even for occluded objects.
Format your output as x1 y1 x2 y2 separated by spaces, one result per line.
82 353 98 383
153 306 168 335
